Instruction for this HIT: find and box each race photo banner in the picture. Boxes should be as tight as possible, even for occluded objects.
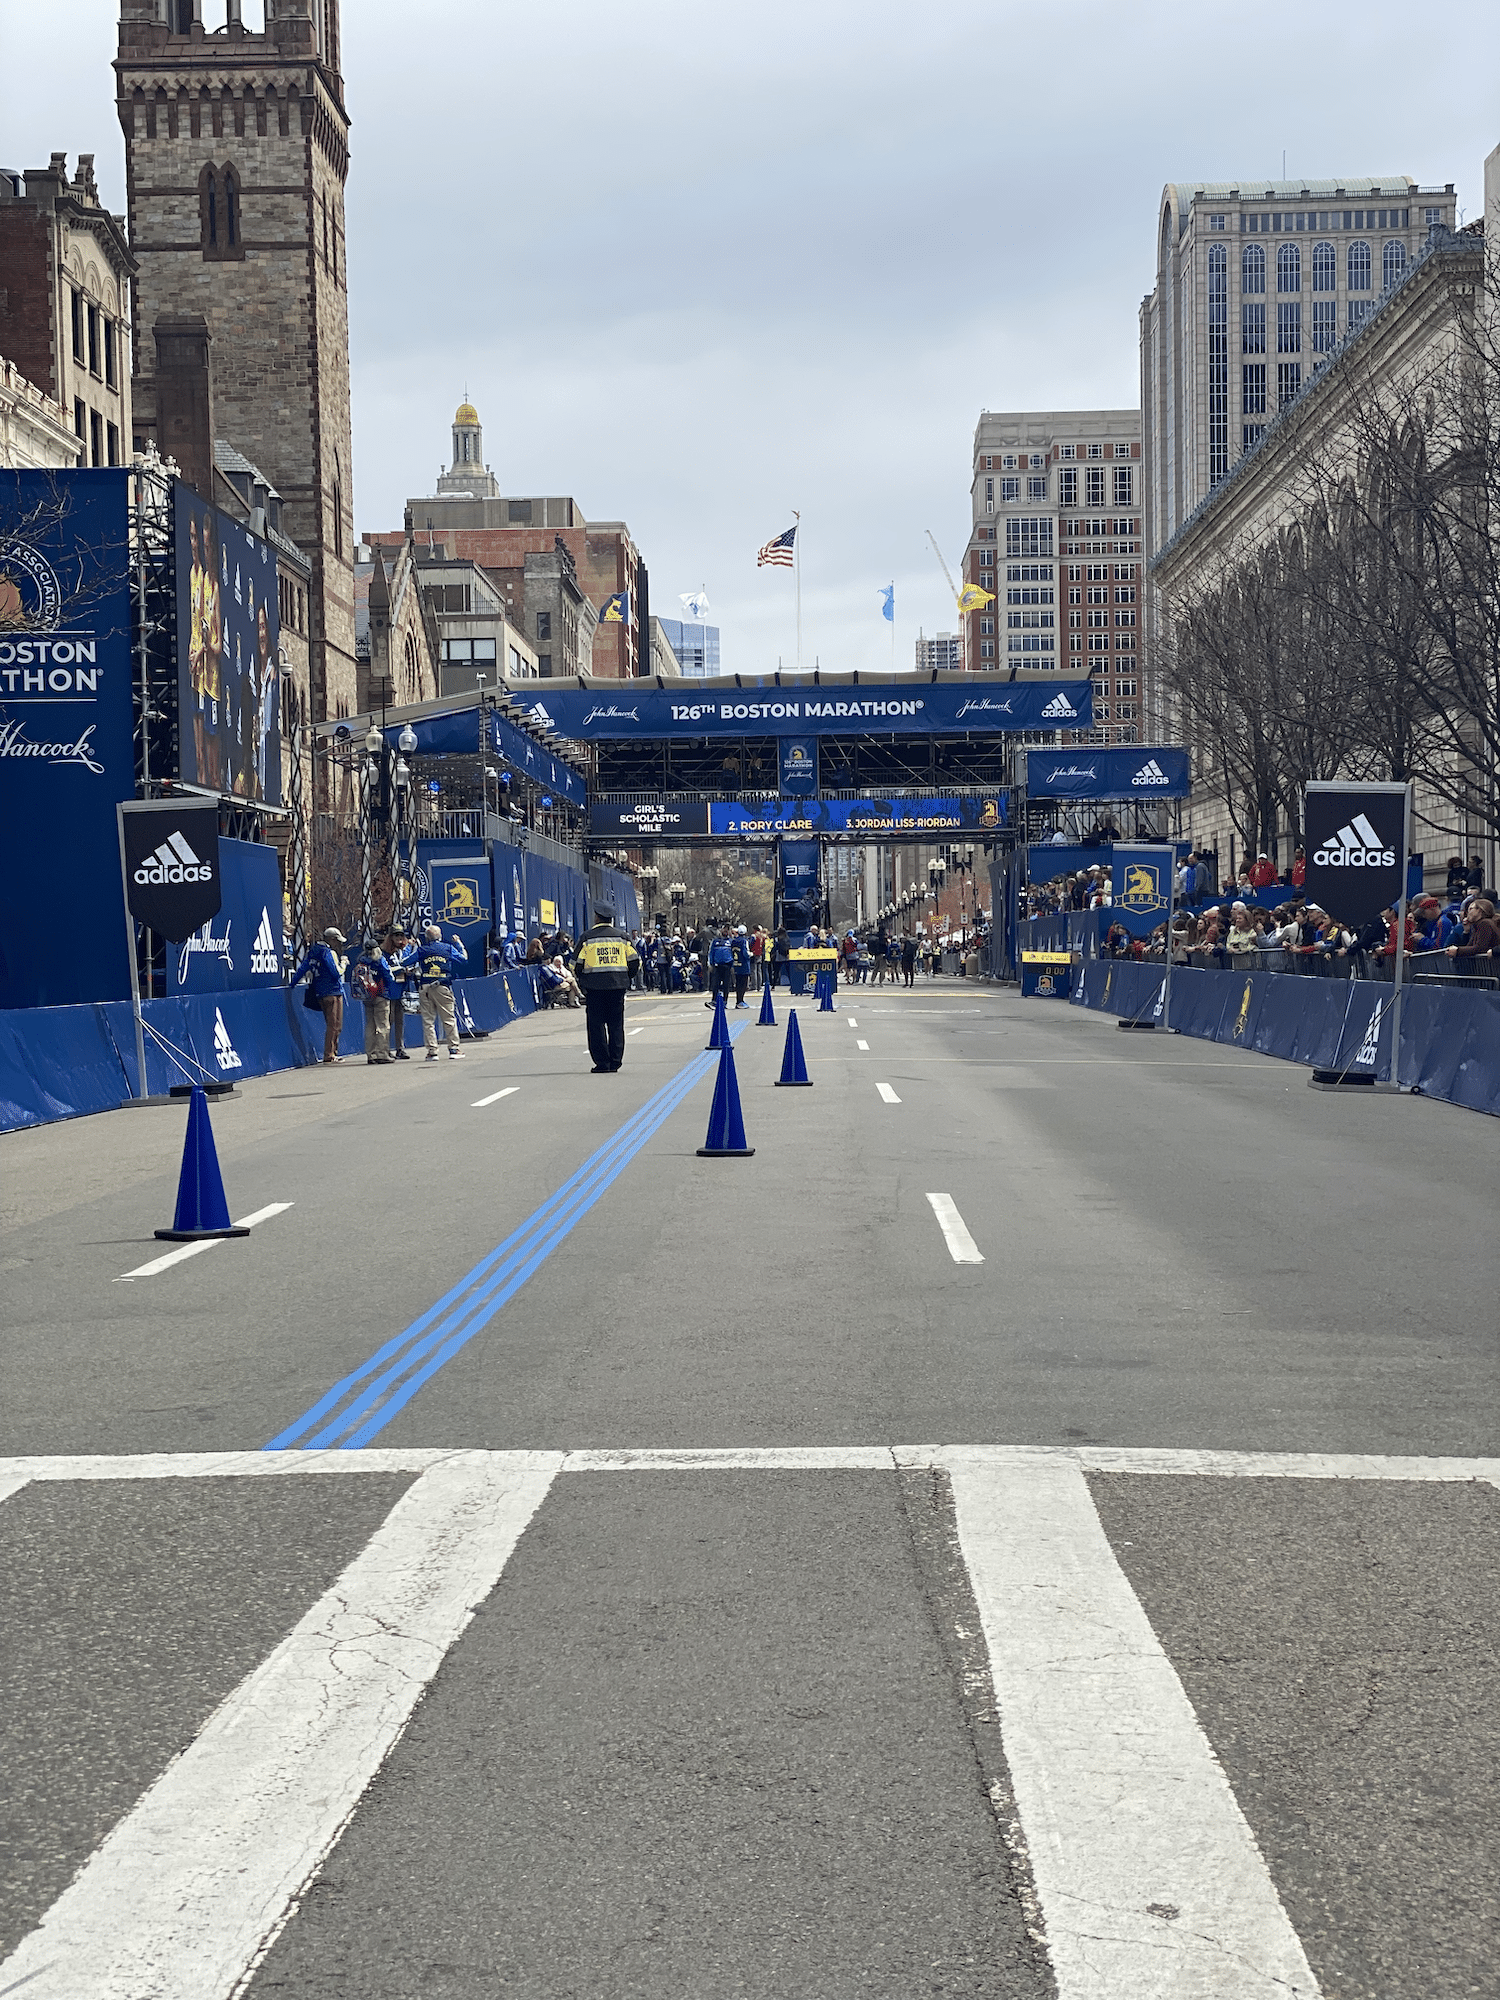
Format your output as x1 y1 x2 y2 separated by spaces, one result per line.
779 840 821 930
173 482 281 805
1025 745 1191 800
1303 781 1410 934
121 798 224 940
0 468 136 1009
513 679 1093 741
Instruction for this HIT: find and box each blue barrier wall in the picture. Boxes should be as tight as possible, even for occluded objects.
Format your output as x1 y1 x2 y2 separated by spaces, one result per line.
0 970 540 1132
1068 961 1498 1116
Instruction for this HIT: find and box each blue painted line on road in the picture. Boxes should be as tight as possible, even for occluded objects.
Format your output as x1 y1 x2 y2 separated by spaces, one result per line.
264 1024 747 1451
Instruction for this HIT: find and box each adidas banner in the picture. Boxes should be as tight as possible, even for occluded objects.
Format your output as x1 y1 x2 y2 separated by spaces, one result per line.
166 837 283 995
1303 782 1410 934
120 799 223 941
1024 746 1191 800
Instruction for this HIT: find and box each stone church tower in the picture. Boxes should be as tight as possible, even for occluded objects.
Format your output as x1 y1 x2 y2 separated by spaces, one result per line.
114 0 356 740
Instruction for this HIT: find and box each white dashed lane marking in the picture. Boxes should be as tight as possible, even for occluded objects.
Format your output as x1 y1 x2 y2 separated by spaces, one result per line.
471 1087 520 1108
115 1203 294 1282
876 1082 901 1104
925 1192 983 1264
857 1039 870 1051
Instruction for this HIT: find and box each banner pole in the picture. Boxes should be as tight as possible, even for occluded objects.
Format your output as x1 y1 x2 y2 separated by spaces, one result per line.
1161 843 1175 1031
1388 780 1412 1089
793 511 802 672
116 803 148 1099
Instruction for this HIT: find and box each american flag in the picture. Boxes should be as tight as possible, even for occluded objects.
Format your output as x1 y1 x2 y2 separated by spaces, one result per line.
757 525 797 568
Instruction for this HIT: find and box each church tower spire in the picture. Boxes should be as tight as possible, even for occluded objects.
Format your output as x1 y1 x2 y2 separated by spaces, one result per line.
115 0 355 735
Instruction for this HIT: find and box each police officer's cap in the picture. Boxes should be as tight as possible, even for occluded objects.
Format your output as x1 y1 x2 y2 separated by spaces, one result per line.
591 906 615 926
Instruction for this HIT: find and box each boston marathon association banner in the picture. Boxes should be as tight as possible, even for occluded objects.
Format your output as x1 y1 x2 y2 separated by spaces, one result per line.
0 468 136 1009
1025 745 1191 801
779 737 818 795
518 679 1092 741
588 796 1008 839
174 481 281 805
1109 845 1176 937
1303 781 1410 933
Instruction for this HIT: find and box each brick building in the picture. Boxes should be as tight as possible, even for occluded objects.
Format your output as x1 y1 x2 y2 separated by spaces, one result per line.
391 401 644 679
0 155 135 469
965 409 1146 744
114 0 357 748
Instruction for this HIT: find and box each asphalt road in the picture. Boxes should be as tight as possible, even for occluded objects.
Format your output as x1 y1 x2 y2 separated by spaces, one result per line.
0 980 1495 1998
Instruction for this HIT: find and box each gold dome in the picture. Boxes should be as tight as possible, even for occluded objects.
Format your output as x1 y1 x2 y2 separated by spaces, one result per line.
454 401 479 426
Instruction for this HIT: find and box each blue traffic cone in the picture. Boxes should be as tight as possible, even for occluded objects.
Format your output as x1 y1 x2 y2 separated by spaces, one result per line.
697 1040 754 1156
154 1085 251 1241
818 969 836 1012
757 979 776 1026
705 990 731 1050
774 1008 813 1086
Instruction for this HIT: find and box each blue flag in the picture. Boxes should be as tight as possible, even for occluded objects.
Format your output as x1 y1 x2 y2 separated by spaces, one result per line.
879 584 894 623
599 590 630 626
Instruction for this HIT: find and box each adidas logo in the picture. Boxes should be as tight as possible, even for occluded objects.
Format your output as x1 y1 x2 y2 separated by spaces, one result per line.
1354 1004 1382 1068
528 703 556 729
1041 693 1077 719
134 830 213 885
1313 814 1395 869
249 906 280 976
212 1008 242 1070
1132 759 1170 786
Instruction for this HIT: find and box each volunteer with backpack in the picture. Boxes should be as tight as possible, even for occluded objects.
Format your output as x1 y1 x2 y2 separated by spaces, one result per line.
413 921 468 1061
290 927 349 1065
350 936 398 1065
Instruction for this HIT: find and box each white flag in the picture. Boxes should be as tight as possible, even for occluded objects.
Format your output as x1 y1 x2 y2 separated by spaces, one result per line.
679 590 710 620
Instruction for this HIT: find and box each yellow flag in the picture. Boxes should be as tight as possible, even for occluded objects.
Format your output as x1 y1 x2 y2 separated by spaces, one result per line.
956 583 995 612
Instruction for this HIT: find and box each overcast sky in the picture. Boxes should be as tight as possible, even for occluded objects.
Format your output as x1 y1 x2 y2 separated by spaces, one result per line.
4 2 1497 674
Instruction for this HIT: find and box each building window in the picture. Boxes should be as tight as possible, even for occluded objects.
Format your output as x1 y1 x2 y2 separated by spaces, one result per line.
1242 365 1266 415
1087 609 1109 627
1241 242 1265 295
1001 454 1016 469
1000 477 1020 501
1116 679 1137 697
1060 444 1076 460
1085 466 1105 508
1348 240 1372 291
980 617 995 635
1115 585 1136 603
106 421 119 467
1112 466 1133 507
1277 302 1302 353
1312 240 1336 292
1059 468 1077 507
1086 442 1103 459
983 476 994 503
331 456 344 559
1312 300 1337 353
1028 475 1047 500
1208 242 1229 482
1113 442 1131 459
103 318 116 388
1115 609 1136 627
73 397 86 443
1348 299 1373 332
1241 303 1266 353
89 409 103 467
70 290 85 363
87 305 100 378
982 456 993 470
1382 240 1407 291
1277 361 1302 408
1277 243 1300 293
978 548 994 567
536 610 551 641
537 653 552 675
979 639 995 660
1209 214 1225 231
1005 517 1053 558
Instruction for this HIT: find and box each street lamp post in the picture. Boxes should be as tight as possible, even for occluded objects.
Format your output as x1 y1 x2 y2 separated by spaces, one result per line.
361 723 383 940
638 863 659 925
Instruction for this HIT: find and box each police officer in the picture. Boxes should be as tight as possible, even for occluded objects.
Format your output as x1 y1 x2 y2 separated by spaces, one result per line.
574 906 641 1073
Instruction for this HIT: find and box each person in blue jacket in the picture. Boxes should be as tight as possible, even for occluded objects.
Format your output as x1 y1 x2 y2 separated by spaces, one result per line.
705 924 735 1009
348 934 400 1065
730 925 753 1007
291 926 348 1065
414 921 468 1061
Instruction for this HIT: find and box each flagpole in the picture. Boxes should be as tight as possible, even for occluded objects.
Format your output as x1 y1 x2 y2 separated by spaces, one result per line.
890 580 895 673
793 510 802 671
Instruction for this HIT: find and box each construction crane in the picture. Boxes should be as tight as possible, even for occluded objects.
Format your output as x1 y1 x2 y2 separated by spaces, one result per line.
925 529 967 670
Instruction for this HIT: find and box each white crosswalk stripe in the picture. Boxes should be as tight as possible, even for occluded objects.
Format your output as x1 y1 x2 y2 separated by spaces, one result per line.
1 1446 1494 2000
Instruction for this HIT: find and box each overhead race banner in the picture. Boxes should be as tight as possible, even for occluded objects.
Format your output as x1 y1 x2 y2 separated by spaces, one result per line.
1303 782 1410 933
588 796 1008 838
0 468 136 1009
779 737 819 795
174 481 281 804
121 798 224 940
1025 746 1191 800
513 679 1093 741
1109 845 1175 937
167 837 283 995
